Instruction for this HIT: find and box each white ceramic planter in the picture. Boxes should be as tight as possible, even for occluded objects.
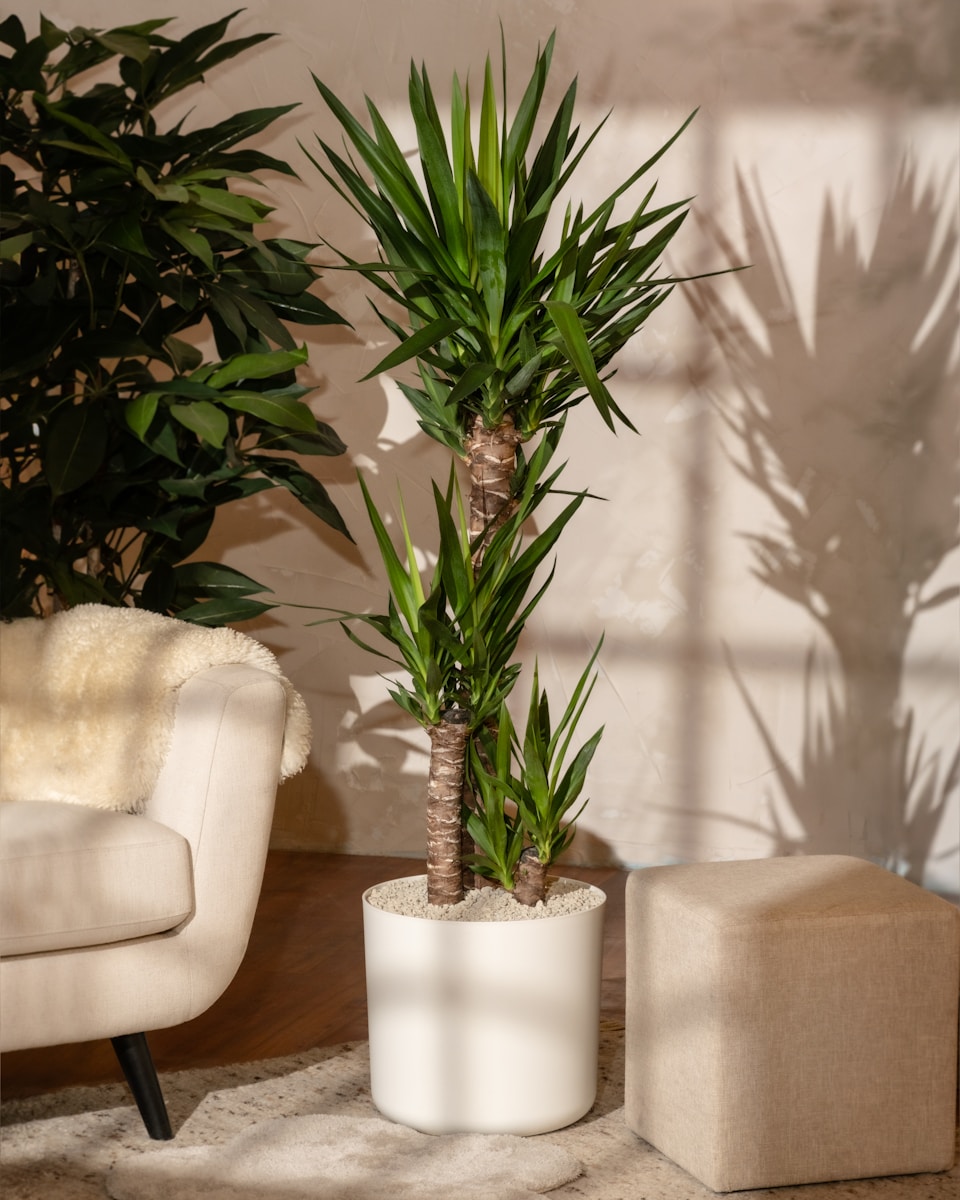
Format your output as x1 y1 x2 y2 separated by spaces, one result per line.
362 876 606 1135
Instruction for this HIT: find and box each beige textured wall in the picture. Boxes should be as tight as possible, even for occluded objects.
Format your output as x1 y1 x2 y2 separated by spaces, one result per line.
20 1 959 893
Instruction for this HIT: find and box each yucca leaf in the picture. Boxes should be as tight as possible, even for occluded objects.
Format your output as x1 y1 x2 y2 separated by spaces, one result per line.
396 489 427 610
466 170 507 338
519 78 576 221
450 73 474 219
553 727 603 812
477 56 502 217
543 299 633 431
504 34 553 197
442 360 497 409
364 94 424 195
356 473 423 628
304 138 398 235
432 477 473 611
313 75 463 280
409 64 467 269
360 315 463 380
547 636 604 774
333 618 406 666
564 110 698 251
395 380 464 450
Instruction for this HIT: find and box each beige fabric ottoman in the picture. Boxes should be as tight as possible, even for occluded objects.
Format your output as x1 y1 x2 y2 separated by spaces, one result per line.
625 855 960 1192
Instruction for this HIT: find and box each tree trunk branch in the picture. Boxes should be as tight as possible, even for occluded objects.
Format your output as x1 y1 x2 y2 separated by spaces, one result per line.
426 716 470 905
514 846 548 906
464 413 522 570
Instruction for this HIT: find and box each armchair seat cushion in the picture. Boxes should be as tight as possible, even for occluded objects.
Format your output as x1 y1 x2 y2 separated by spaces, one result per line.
0 801 193 956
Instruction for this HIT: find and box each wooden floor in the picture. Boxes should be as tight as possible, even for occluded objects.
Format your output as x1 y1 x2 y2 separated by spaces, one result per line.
0 852 628 1101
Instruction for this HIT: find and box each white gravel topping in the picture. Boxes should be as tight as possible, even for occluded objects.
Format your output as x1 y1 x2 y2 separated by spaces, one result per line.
365 875 604 921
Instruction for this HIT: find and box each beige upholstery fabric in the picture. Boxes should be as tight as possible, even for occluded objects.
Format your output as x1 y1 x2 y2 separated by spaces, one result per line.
0 661 293 1052
624 855 960 1193
0 803 193 955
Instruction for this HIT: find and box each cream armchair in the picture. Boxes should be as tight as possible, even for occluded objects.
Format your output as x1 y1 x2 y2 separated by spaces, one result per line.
0 605 311 1138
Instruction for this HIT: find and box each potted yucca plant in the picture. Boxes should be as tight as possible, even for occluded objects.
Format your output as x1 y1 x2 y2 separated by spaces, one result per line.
308 32 700 1133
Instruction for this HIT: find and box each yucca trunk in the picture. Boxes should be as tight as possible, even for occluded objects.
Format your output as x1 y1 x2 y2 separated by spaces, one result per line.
514 845 548 906
426 715 471 905
464 414 523 565
460 415 525 894
425 415 524 904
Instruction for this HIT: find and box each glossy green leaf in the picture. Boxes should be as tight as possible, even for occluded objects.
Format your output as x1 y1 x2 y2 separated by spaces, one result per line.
206 345 308 388
220 390 317 432
46 404 108 496
34 94 134 167
2 13 349 621
135 166 190 203
185 183 273 223
164 336 205 373
227 288 295 347
265 291 350 326
175 596 276 625
180 105 299 161
255 424 347 457
0 231 34 259
169 400 229 447
90 30 152 62
253 457 352 540
172 561 270 597
159 218 215 271
125 392 160 439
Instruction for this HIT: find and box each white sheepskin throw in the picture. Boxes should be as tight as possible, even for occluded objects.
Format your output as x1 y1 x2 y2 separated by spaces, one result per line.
0 605 312 813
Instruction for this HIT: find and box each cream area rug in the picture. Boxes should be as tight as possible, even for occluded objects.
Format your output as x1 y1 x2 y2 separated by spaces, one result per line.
2 1026 957 1200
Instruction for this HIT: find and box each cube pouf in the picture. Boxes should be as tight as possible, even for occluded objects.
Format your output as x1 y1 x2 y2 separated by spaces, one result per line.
625 855 960 1193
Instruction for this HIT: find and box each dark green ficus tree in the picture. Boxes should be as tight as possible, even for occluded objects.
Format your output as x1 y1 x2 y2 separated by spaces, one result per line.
0 11 351 624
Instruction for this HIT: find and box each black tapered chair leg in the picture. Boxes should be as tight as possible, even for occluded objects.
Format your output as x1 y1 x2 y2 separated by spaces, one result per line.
110 1032 174 1139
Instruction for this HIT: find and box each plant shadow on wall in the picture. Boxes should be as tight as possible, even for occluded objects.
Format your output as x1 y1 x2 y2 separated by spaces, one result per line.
795 0 960 104
687 163 959 886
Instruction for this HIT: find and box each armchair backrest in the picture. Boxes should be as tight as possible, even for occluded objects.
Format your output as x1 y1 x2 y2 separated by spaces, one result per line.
0 611 313 1051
